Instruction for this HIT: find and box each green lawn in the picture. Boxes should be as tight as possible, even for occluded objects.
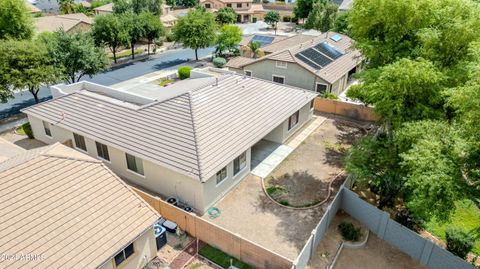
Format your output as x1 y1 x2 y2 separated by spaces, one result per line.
424 199 480 255
159 78 175 86
199 245 252 269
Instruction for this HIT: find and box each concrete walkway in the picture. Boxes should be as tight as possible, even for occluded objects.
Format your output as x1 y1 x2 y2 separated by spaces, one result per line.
250 116 326 178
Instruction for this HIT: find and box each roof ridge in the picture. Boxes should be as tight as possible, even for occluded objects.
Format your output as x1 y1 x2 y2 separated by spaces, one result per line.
185 92 203 181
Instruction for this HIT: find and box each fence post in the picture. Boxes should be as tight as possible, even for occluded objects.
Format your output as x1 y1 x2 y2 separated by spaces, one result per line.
310 230 316 258
419 240 434 266
377 212 390 239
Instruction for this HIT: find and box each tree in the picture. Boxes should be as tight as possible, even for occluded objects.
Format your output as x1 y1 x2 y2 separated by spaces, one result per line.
215 24 242 56
347 59 446 130
215 7 237 25
59 0 76 14
92 14 128 63
0 0 34 40
113 0 163 14
333 11 349 35
305 0 338 32
139 11 165 55
248 41 262 58
42 30 110 84
0 40 61 103
264 11 280 35
293 0 313 21
176 0 197 7
172 8 217 60
122 12 146 59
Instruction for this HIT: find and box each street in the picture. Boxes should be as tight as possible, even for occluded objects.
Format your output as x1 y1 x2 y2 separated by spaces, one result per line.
0 47 214 120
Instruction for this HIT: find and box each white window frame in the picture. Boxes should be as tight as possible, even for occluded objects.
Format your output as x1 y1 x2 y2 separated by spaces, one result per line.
275 61 288 69
216 166 228 186
272 75 285 85
244 70 252 77
43 121 52 138
73 133 87 153
316 82 329 94
125 153 145 177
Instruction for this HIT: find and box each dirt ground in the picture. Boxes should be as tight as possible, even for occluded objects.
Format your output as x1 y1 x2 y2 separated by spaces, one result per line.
0 129 46 150
265 118 364 207
185 258 216 269
307 212 426 269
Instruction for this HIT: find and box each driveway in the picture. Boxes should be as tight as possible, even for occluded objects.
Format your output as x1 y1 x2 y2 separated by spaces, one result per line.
0 47 215 120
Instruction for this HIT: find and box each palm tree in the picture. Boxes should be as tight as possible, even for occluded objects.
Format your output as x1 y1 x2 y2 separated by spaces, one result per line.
58 0 76 14
248 41 261 58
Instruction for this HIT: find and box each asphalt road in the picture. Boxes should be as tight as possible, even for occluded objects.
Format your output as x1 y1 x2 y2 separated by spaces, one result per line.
0 47 214 120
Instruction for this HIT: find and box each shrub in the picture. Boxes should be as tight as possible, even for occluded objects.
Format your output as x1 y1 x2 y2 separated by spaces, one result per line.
322 92 339 100
178 66 192 80
282 15 291 22
445 227 475 259
338 222 361 241
213 57 227 68
21 122 34 139
394 208 420 230
165 33 175 42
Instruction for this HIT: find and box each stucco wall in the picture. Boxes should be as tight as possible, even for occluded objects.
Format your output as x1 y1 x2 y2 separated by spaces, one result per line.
263 102 313 143
100 227 157 269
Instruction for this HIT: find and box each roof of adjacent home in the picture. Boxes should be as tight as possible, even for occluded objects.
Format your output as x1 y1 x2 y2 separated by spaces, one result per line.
22 74 317 182
0 143 159 269
234 32 363 84
0 137 25 162
34 13 93 33
25 1 41 13
94 2 113 11
239 34 288 48
225 56 257 68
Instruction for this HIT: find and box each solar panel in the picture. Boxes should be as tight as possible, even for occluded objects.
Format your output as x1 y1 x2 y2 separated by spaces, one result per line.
314 42 344 59
295 53 321 69
250 35 275 47
330 34 342 42
300 48 333 67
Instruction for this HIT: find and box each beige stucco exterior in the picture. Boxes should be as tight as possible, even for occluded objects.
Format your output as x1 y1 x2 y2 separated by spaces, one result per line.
99 227 157 269
27 100 312 214
237 59 355 95
201 0 263 22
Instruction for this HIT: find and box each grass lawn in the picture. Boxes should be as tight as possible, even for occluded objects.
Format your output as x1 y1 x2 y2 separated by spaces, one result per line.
424 199 480 255
16 125 26 135
108 49 144 60
159 78 175 86
199 244 252 269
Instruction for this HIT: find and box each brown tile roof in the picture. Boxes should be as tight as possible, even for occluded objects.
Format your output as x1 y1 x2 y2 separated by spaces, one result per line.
225 56 257 68
0 143 159 269
261 34 318 54
239 32 363 84
34 13 93 33
0 138 25 162
22 75 317 182
93 2 113 11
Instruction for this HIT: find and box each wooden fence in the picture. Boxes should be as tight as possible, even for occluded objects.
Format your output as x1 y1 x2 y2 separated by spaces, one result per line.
134 187 293 269
313 97 378 122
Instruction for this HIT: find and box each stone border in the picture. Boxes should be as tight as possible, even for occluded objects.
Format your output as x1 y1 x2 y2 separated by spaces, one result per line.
261 172 345 210
328 229 370 269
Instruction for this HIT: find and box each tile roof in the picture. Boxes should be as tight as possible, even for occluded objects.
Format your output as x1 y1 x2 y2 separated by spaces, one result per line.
0 138 25 162
260 34 319 54
0 143 159 269
34 13 93 33
22 74 317 182
225 56 257 68
239 32 363 84
93 2 113 11
239 34 288 47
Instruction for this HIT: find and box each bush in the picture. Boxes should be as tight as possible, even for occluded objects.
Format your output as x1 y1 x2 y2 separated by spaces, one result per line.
213 57 227 68
178 66 192 80
338 222 361 241
394 208 421 230
282 15 291 22
446 227 475 259
322 92 339 100
165 33 175 42
20 122 34 139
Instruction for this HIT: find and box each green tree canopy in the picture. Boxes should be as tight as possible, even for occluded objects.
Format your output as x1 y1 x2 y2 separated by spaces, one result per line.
264 11 280 34
215 24 242 56
122 12 146 59
304 0 338 32
59 0 76 14
42 30 110 84
293 0 313 20
0 0 34 40
0 40 61 103
113 0 163 15
215 7 237 25
92 14 129 63
139 11 165 55
172 8 217 60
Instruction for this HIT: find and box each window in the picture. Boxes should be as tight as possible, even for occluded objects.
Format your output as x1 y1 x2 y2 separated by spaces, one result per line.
244 70 252 77
288 111 300 131
310 100 314 110
226 3 231 7
236 3 242 7
272 75 285 84
114 243 135 267
73 133 87 151
316 83 328 94
233 151 246 176
276 61 288 69
126 153 144 176
43 121 51 137
205 3 211 8
216 166 227 185
96 142 110 161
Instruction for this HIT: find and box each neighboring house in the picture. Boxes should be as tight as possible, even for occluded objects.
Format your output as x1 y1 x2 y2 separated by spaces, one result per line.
22 74 317 214
34 13 93 34
200 0 264 23
238 33 320 57
0 142 160 269
93 2 113 15
227 32 363 95
94 3 177 27
25 1 41 14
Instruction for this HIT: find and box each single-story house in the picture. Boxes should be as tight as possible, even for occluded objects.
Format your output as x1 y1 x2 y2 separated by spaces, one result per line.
0 142 160 269
22 74 317 214
226 32 363 95
34 13 93 34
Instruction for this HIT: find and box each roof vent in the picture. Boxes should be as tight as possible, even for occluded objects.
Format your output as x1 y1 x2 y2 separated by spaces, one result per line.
330 34 342 42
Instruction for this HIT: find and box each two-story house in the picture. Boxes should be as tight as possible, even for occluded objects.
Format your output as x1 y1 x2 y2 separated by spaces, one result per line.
200 0 264 22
